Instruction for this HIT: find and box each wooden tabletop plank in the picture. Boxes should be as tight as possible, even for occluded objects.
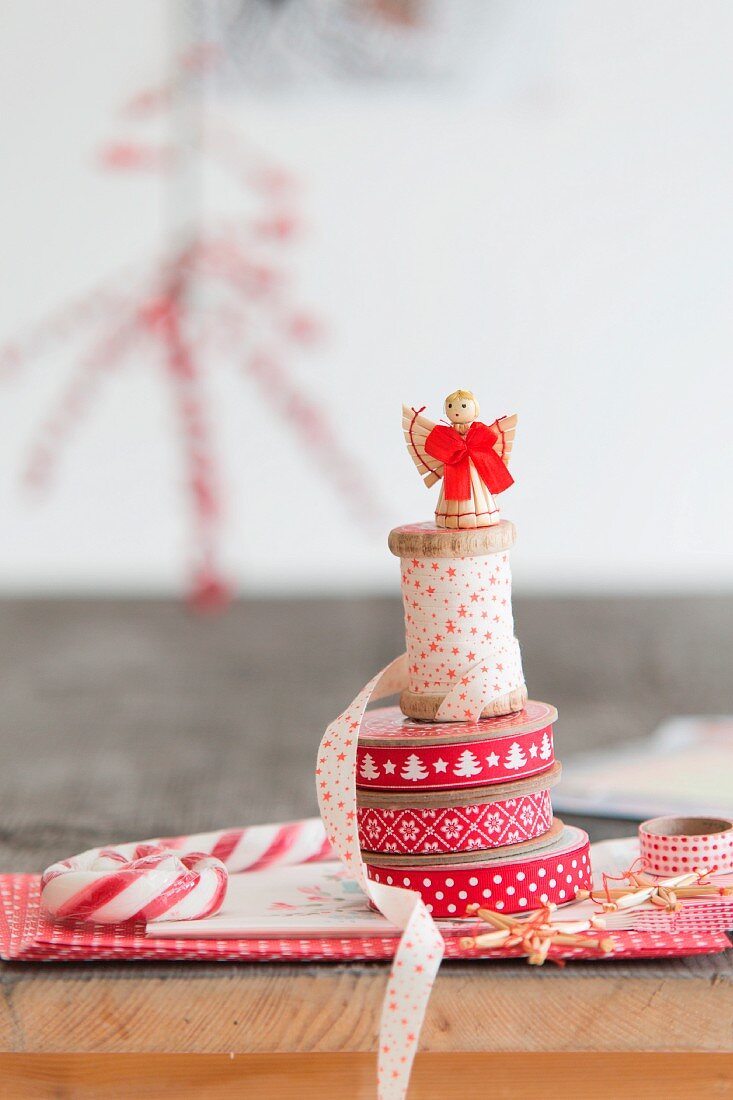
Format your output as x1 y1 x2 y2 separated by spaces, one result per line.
0 962 731 1054
1 1052 732 1100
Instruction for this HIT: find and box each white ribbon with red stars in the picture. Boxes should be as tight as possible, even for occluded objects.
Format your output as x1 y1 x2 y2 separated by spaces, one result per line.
316 654 446 1099
399 551 523 722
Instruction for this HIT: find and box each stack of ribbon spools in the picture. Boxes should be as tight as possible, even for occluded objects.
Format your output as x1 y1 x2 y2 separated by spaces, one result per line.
359 521 592 918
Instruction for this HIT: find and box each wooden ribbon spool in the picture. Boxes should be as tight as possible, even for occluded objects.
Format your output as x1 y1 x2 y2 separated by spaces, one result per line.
389 520 528 721
363 816 565 868
357 764 562 859
356 761 561 811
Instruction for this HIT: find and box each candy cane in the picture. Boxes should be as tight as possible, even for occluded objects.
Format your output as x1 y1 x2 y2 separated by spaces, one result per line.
40 819 332 924
41 845 227 924
152 818 332 872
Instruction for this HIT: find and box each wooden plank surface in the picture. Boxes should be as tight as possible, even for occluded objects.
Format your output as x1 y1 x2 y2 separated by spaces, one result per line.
0 596 731 1059
0 963 731 1054
1 1053 732 1100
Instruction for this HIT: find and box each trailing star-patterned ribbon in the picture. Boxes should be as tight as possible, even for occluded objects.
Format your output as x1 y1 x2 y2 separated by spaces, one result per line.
316 654 445 1099
314 638 528 1099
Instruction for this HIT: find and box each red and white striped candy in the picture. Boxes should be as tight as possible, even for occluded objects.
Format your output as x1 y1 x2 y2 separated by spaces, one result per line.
41 844 228 924
41 819 333 925
153 818 332 872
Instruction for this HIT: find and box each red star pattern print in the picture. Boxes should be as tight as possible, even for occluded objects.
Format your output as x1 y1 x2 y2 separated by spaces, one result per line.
316 655 444 1100
399 552 523 720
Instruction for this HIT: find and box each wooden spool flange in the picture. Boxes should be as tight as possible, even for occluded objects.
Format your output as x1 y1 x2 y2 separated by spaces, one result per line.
399 685 528 722
388 520 516 560
356 761 562 810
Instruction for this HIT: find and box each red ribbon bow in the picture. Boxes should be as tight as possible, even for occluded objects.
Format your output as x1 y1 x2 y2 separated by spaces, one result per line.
424 421 514 501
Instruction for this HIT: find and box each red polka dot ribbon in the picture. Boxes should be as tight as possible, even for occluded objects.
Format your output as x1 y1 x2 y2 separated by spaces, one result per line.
366 826 592 919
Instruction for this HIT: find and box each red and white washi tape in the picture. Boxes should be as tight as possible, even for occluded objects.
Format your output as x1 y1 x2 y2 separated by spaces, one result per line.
366 824 591 919
357 701 556 792
358 789 553 856
639 816 733 876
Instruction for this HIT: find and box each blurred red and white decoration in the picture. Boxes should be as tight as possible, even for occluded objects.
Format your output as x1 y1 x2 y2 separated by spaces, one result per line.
193 0 475 85
0 0 480 607
3 100 386 608
0 1 730 597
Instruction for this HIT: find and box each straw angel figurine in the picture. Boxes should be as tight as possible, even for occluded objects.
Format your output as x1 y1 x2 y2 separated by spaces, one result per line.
403 390 517 529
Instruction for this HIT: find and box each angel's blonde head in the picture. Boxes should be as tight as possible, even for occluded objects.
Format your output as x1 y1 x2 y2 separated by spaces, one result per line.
444 389 479 423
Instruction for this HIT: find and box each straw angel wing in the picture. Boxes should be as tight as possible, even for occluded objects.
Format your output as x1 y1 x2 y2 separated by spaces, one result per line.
402 405 443 488
402 405 518 489
489 412 518 465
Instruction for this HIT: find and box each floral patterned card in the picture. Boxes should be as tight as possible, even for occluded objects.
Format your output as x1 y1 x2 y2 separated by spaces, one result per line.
152 861 466 939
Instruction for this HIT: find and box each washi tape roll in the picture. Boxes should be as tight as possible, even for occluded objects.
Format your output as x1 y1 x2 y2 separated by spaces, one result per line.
357 701 557 792
358 787 554 856
365 824 591 918
639 816 733 875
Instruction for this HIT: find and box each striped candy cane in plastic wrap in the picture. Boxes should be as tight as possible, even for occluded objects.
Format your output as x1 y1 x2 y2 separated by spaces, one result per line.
41 819 332 924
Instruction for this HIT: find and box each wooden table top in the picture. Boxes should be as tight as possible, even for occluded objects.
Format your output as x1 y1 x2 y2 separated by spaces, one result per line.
0 596 731 1076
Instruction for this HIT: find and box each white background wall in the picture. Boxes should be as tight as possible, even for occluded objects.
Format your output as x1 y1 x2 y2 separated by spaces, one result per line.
0 1 731 595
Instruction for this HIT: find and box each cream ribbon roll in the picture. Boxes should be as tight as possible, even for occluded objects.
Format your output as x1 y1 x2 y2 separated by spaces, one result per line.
397 545 524 720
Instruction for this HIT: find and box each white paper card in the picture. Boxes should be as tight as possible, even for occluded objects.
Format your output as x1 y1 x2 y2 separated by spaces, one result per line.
150 842 641 940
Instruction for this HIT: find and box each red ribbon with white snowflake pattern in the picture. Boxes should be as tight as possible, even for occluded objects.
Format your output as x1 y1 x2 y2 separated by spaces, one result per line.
357 788 554 856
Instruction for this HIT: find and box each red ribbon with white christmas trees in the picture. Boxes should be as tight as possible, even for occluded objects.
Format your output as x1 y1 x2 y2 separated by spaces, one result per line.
356 701 556 792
